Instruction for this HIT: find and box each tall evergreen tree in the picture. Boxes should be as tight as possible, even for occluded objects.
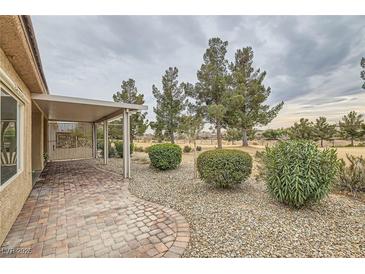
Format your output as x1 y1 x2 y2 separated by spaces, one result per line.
339 111 364 146
288 118 314 140
224 128 243 145
113 79 148 143
361 57 365 90
313 116 337 147
226 47 283 146
150 67 187 143
194 37 230 149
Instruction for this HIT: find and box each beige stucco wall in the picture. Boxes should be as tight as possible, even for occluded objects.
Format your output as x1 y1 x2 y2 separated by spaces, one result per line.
0 47 33 245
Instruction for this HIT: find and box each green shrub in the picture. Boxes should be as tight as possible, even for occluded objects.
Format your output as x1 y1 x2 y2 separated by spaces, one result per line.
109 146 118 158
197 149 252 188
196 146 202 152
183 145 192 153
113 140 134 158
148 143 182 170
338 155 365 193
262 140 341 208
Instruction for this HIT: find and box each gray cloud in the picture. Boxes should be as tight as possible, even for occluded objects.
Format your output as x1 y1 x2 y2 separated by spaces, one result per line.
32 16 365 128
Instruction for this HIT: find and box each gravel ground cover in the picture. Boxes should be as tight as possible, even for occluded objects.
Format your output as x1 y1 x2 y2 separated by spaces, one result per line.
95 153 365 258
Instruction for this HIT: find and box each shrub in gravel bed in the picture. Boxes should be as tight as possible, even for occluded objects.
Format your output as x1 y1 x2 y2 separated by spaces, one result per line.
196 146 202 151
338 154 365 194
148 143 182 170
183 145 192 153
197 149 252 188
262 140 341 208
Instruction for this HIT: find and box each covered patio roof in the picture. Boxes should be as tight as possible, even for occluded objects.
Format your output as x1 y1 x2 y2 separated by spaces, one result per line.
32 93 148 123
31 93 148 178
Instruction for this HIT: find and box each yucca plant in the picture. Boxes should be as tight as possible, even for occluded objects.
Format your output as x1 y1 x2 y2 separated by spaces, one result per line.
262 140 341 208
338 154 365 194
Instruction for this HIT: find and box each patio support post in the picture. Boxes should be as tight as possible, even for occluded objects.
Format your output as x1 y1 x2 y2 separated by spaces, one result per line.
123 109 130 178
92 122 97 158
103 120 108 165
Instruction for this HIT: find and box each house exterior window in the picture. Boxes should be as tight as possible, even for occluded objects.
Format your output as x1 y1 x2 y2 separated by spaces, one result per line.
1 87 22 187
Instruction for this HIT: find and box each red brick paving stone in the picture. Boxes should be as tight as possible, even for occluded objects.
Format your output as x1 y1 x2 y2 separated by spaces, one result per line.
0 160 190 258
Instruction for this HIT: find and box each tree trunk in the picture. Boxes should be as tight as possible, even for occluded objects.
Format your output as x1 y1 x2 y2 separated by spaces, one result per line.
216 123 222 149
193 138 197 179
242 129 248 147
320 139 323 147
170 132 175 144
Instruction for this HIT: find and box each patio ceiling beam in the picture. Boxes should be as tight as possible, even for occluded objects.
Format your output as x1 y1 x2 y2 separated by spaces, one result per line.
94 109 124 124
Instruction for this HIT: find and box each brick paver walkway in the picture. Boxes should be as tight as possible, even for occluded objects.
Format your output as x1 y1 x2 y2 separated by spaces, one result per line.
0 161 189 258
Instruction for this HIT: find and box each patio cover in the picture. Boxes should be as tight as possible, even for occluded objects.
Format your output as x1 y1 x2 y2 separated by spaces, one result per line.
31 93 147 123
31 93 148 178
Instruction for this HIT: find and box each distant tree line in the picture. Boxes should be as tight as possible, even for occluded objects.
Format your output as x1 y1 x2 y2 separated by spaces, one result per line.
108 49 364 149
259 111 365 147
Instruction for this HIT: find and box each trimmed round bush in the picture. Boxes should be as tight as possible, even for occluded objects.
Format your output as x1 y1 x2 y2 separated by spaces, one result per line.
148 143 182 170
196 146 202 152
262 140 341 208
197 149 252 188
183 145 192 153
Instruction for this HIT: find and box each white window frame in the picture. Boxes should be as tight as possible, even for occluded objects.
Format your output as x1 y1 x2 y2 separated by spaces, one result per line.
0 83 24 191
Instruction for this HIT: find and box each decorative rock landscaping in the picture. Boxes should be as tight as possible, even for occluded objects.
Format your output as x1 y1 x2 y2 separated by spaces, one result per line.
112 152 365 258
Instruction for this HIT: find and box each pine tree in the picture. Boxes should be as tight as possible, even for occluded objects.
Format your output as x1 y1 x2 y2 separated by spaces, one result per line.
113 79 149 143
288 118 314 140
313 116 337 147
339 111 364 146
150 67 187 144
262 128 286 140
224 128 243 145
194 37 230 149
226 47 283 146
361 57 365 90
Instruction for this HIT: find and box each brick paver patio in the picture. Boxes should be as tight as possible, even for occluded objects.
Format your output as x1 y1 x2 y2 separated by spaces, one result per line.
0 161 189 258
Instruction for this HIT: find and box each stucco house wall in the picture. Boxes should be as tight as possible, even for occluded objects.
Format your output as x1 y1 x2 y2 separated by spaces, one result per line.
0 47 33 245
0 15 48 245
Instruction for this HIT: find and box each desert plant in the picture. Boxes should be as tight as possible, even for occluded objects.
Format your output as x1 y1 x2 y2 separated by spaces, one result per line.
196 146 202 151
338 154 365 194
183 145 192 153
262 140 341 208
113 140 134 158
197 149 252 188
148 143 182 170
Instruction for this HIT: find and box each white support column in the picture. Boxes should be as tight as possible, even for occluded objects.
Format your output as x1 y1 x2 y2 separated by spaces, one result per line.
92 122 97 158
123 109 131 178
103 120 108 165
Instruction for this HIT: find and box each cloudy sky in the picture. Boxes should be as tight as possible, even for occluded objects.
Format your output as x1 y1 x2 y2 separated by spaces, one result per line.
32 16 365 129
